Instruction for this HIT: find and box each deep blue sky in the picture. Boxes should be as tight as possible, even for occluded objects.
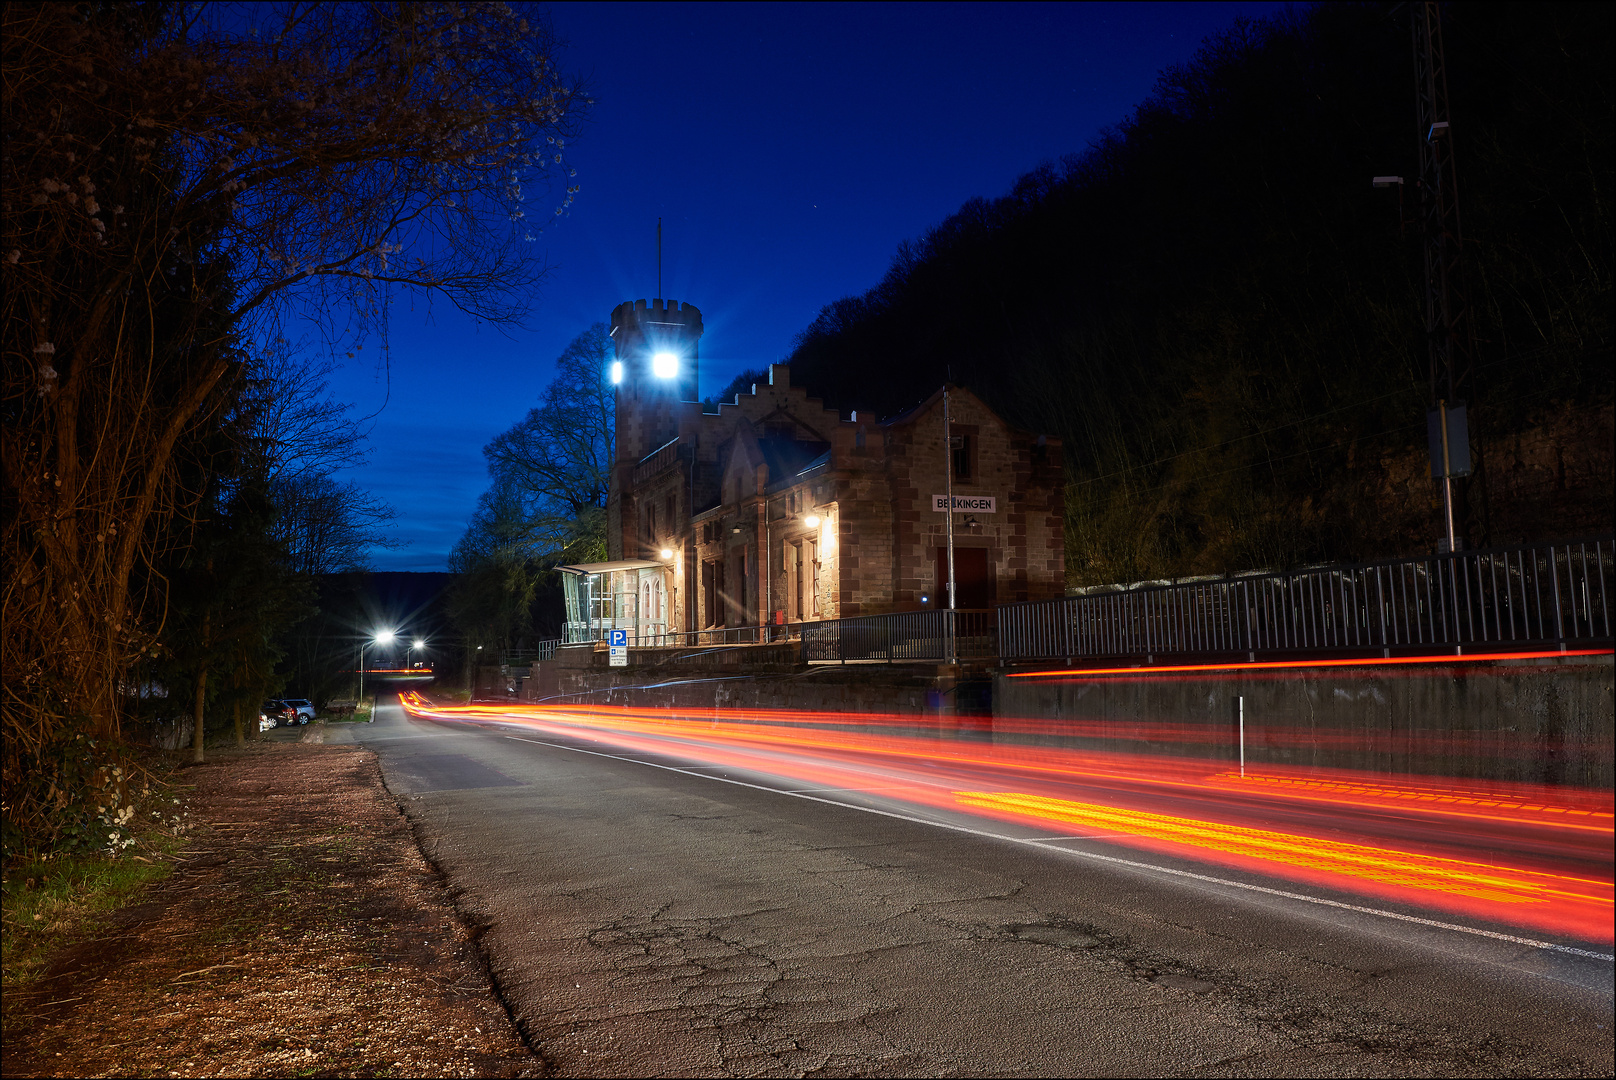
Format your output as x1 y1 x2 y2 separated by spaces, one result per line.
327 1 1287 571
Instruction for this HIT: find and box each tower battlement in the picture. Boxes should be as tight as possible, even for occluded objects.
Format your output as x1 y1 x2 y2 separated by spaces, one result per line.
611 297 705 333
609 298 703 408
610 297 703 468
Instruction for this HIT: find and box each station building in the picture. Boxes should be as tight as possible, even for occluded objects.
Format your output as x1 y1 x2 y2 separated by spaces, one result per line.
559 298 1065 643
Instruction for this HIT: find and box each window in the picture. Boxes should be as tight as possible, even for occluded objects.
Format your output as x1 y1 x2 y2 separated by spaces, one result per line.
704 560 722 627
787 541 801 620
809 539 820 616
951 433 972 481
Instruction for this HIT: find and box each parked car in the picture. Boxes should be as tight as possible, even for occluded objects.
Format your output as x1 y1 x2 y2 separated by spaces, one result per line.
261 700 298 727
257 710 278 733
281 698 317 724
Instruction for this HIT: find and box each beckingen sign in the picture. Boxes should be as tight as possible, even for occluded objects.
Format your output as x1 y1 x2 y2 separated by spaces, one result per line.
931 494 997 513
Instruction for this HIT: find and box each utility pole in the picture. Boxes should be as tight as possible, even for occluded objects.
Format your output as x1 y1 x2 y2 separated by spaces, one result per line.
1412 0 1474 551
943 386 957 663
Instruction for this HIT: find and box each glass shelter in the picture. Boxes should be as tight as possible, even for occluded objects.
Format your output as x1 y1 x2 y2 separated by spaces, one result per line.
558 559 670 644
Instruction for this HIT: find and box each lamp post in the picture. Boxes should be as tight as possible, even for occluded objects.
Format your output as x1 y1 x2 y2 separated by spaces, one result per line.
408 638 426 670
359 629 395 719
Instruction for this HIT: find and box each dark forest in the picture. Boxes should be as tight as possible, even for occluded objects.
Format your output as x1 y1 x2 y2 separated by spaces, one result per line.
786 2 1613 586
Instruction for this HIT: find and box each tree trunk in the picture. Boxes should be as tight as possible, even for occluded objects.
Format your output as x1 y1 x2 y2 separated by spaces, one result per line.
232 696 244 748
191 665 208 764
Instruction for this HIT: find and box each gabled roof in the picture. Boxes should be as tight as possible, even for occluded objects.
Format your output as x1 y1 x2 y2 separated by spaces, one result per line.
757 436 831 480
879 383 986 428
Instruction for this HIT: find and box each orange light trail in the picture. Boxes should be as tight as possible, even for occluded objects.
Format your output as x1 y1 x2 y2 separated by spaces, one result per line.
951 792 1611 906
1005 648 1613 679
396 692 1613 941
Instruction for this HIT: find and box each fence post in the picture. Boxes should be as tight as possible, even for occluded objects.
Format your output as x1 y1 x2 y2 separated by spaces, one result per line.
1547 544 1566 649
1375 565 1389 657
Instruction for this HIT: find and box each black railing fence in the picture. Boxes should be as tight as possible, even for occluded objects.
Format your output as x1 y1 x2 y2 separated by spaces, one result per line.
500 639 561 667
998 537 1613 664
527 540 1610 669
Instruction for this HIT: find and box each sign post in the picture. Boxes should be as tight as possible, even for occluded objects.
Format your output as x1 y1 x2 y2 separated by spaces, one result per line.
1426 400 1471 552
608 628 628 668
943 388 956 663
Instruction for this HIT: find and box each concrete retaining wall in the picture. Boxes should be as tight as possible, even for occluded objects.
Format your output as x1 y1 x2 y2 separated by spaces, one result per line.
527 645 1613 787
992 656 1613 787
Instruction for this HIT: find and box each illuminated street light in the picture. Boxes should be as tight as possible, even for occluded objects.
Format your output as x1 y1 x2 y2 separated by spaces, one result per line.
659 547 673 559
358 629 396 716
408 638 427 668
651 351 678 378
804 513 820 528
610 360 623 384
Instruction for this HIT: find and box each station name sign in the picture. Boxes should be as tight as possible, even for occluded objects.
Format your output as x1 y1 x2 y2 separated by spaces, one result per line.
931 494 997 513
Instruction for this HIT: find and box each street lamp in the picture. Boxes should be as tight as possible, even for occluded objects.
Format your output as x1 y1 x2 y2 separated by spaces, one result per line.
408 638 426 669
358 629 395 717
651 351 678 379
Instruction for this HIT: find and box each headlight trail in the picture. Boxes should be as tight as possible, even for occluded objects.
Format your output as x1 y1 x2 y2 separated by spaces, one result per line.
397 693 1612 942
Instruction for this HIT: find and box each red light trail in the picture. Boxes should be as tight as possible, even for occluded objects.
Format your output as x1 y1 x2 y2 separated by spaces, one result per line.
1004 648 1612 679
397 692 1613 943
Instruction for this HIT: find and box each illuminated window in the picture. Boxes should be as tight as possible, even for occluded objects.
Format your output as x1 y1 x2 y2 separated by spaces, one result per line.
809 539 820 616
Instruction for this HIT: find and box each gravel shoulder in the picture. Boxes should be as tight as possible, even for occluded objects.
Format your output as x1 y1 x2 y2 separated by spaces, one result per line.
0 738 541 1079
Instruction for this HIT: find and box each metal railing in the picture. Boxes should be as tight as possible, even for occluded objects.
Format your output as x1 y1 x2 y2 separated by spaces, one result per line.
499 640 561 666
802 609 997 663
562 622 794 649
999 537 1613 663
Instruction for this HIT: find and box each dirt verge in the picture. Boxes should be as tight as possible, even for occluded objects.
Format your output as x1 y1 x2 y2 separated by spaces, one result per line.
1 742 542 1078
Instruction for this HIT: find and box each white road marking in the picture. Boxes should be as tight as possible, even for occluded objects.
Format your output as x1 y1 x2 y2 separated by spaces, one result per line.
498 733 1615 964
784 786 944 794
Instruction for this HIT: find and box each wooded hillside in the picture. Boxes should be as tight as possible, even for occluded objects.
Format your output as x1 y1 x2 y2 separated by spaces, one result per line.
786 3 1612 585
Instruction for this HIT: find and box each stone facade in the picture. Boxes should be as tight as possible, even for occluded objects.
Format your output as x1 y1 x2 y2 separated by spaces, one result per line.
606 299 1064 632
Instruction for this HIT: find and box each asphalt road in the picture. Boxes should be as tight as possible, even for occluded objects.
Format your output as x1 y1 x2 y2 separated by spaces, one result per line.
331 698 1614 1078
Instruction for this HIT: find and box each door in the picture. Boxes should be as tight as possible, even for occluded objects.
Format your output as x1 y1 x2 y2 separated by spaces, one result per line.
936 547 994 608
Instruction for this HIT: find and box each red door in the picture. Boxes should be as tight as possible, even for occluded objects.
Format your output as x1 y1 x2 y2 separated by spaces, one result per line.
936 548 994 608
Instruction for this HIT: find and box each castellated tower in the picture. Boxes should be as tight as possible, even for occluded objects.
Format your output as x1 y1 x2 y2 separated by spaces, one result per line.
609 298 703 463
607 298 703 561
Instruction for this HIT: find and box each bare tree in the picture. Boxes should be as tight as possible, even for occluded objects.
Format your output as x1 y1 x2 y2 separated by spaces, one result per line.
2 1 586 810
481 323 615 558
237 342 400 575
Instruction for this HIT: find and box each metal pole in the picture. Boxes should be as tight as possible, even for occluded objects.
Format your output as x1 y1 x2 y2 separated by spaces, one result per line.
764 498 773 641
1439 399 1456 552
1238 695 1245 777
943 386 957 664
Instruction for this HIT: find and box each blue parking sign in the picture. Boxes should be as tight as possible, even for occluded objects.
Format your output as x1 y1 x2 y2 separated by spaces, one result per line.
608 629 628 647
